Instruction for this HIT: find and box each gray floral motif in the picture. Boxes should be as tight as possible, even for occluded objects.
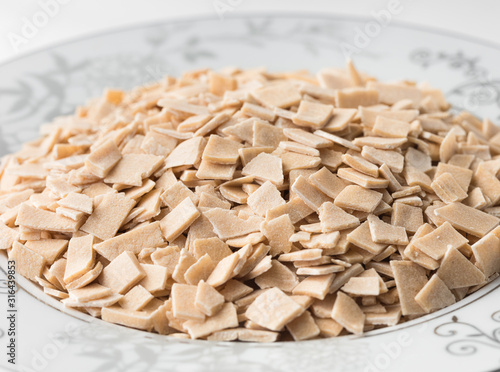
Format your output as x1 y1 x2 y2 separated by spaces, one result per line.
434 311 500 356
410 49 500 119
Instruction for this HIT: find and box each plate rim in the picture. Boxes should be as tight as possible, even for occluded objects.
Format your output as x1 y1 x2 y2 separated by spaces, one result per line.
2 11 500 68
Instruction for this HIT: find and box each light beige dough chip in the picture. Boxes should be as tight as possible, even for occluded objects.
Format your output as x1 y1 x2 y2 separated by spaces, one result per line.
334 185 382 213
64 234 95 283
331 291 365 335
246 288 304 331
9 241 46 281
390 261 428 315
98 251 146 294
160 197 200 242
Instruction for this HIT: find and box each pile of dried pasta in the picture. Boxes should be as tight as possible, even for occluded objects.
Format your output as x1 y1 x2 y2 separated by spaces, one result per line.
1 62 500 342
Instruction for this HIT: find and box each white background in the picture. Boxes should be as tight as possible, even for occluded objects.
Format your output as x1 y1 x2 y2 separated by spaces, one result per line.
0 0 500 63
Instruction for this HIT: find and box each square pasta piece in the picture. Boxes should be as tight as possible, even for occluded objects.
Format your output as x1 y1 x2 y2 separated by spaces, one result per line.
334 185 382 213
104 154 163 186
331 291 365 335
9 241 46 280
80 193 135 240
99 251 146 294
246 288 304 331
160 197 200 242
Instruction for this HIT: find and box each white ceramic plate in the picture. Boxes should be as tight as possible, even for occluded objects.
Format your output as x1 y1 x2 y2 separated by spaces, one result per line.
1 13 500 372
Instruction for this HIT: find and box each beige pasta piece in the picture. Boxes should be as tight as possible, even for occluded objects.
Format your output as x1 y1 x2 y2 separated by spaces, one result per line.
342 153 379 178
241 152 284 185
58 192 93 214
172 249 197 284
391 202 423 234
151 245 180 273
334 185 382 213
434 163 473 192
291 175 332 212
246 288 304 331
101 306 154 331
171 283 205 321
162 137 206 169
472 165 500 205
196 160 237 180
206 252 240 287
193 237 232 263
220 279 253 302
347 222 387 255
9 241 46 280
282 128 332 149
373 116 411 138
431 173 468 203
16 203 82 233
203 208 261 240
296 265 344 276
337 168 389 189
246 181 285 217
104 154 163 186
81 193 135 240
139 264 169 294
65 262 103 290
254 260 299 293
367 215 408 245
316 318 343 337
252 83 301 108
365 306 401 326
260 214 294 256
24 239 68 265
301 232 340 249
353 136 407 150
69 283 112 302
279 249 323 262
195 280 225 316
184 302 238 339
63 293 123 308
323 108 357 132
471 234 500 277
390 261 427 315
342 277 380 296
335 88 378 109
314 130 360 151
331 291 365 335
64 234 95 283
292 274 335 300
434 202 499 237
160 197 200 242
309 167 349 200
361 146 404 174
367 82 421 106
292 100 333 128
85 140 122 178
286 311 320 341
184 254 216 285
202 135 243 164
98 251 146 294
119 285 154 311
94 222 164 261
436 247 485 289
161 181 198 209
414 275 456 313
412 221 468 260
